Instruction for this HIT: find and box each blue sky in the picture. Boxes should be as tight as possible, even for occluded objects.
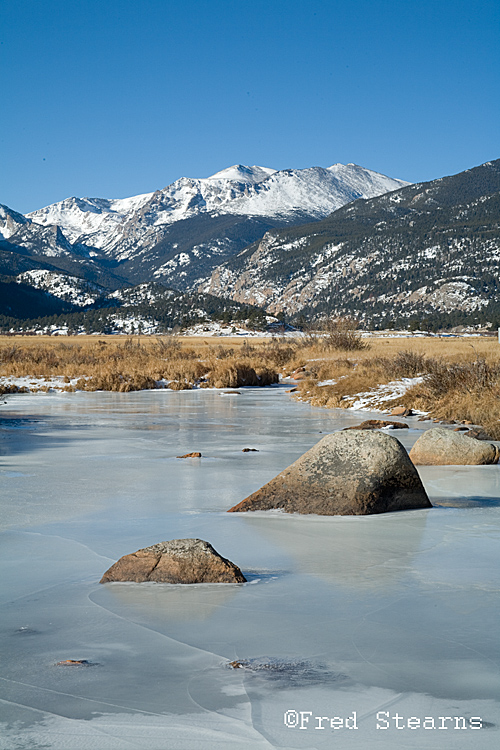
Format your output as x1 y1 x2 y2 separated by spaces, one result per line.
1 0 499 213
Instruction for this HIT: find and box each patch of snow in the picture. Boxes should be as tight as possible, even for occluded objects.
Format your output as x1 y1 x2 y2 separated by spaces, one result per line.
0 375 82 392
347 376 424 411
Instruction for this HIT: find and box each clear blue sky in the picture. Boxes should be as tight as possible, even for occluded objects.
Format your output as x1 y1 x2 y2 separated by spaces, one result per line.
1 0 499 213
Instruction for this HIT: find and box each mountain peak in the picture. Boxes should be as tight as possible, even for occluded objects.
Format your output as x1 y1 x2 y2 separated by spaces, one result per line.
205 165 277 183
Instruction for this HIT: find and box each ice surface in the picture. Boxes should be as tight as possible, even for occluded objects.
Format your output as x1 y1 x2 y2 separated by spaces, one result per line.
0 388 499 748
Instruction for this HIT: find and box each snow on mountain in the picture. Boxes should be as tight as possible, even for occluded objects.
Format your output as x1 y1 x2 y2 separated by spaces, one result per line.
201 159 500 326
16 270 107 306
326 163 410 201
110 282 177 306
25 164 409 261
206 164 277 182
26 193 154 246
1 203 74 257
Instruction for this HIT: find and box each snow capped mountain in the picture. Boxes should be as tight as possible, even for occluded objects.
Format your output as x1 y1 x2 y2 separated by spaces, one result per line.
0 204 30 240
1 204 73 257
25 163 408 262
3 159 499 331
202 159 500 327
2 162 408 294
26 193 154 247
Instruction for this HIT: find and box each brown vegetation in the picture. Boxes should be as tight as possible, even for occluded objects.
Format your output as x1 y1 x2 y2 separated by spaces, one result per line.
0 335 282 393
1 333 500 437
288 339 500 439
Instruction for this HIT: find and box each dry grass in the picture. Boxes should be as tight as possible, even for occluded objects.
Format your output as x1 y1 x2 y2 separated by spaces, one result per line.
286 337 500 437
306 317 368 351
0 335 281 393
2 334 500 436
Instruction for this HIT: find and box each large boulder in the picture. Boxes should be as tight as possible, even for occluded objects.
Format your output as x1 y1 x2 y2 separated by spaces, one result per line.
228 431 431 516
409 427 500 465
100 539 246 584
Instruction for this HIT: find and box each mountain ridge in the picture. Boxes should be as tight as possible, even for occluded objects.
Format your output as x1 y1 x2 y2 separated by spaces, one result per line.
0 163 408 292
201 159 500 328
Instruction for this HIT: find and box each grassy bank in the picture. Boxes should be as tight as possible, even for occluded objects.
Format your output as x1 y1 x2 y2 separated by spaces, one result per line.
1 334 500 437
285 336 500 438
0 336 280 392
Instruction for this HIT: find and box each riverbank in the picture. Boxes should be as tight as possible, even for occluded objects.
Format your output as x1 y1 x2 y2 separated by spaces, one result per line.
1 334 500 435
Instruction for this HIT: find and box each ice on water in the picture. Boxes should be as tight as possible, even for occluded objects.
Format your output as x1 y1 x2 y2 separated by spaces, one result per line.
0 388 499 748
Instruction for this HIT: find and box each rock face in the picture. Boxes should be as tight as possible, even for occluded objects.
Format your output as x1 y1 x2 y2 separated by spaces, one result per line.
100 539 246 584
409 427 500 465
228 431 431 516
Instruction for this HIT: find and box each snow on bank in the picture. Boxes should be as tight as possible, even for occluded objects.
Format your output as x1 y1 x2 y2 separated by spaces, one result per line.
0 376 171 393
346 376 424 411
0 375 82 393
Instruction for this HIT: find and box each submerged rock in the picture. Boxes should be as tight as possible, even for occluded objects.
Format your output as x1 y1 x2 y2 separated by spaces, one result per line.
409 427 500 465
177 452 202 458
465 427 495 441
228 431 431 515
100 538 246 584
56 659 92 666
226 658 350 687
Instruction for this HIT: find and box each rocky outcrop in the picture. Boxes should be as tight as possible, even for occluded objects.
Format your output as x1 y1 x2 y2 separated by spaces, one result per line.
291 371 310 381
177 452 202 458
228 431 431 516
344 420 408 430
409 427 500 465
100 539 246 584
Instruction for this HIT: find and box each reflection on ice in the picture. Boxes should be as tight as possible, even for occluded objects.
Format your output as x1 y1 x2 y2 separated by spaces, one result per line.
94 580 240 622
241 511 430 589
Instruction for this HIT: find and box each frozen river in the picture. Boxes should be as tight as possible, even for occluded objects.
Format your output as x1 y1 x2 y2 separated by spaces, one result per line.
0 386 499 749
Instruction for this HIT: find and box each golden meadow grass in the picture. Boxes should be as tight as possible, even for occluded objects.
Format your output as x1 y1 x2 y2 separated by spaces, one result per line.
0 336 281 392
1 334 500 436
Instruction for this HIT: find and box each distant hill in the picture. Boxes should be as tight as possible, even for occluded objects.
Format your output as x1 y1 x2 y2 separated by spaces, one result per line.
0 274 268 334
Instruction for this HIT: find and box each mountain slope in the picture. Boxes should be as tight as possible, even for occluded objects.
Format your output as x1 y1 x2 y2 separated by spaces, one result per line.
0 275 268 335
201 160 500 326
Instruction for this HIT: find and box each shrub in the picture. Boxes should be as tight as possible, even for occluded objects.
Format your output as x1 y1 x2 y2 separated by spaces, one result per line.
207 360 279 388
422 358 500 398
319 317 368 351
